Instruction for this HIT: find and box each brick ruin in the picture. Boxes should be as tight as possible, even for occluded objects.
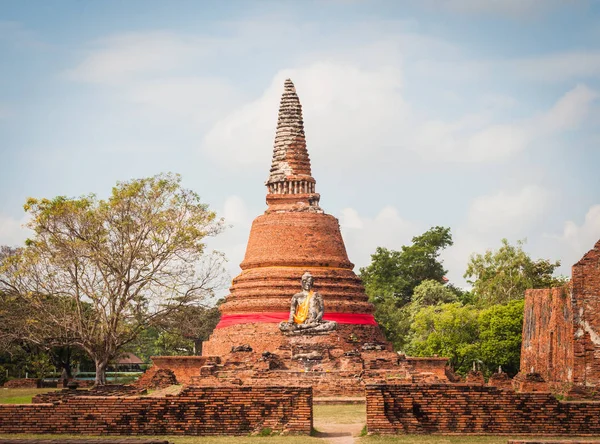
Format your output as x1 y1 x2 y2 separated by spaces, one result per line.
518 240 600 396
5 80 600 439
0 386 312 436
137 79 452 395
202 78 388 357
366 383 600 435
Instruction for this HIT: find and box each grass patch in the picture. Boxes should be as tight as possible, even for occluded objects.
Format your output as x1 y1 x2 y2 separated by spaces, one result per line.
0 388 57 404
313 403 366 424
257 427 273 437
359 425 368 437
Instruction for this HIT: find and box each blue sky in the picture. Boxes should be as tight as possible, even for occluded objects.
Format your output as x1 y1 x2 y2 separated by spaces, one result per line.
1 0 600 290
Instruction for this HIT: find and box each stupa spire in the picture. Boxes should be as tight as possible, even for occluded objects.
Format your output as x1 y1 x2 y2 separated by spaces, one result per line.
265 79 321 213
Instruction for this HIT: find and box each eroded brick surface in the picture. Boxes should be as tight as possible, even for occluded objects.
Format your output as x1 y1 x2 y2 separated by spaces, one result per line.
366 384 600 434
0 386 312 435
140 352 450 397
519 240 600 395
0 440 171 444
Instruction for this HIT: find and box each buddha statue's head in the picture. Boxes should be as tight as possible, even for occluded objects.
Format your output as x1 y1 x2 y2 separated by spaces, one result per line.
301 272 314 291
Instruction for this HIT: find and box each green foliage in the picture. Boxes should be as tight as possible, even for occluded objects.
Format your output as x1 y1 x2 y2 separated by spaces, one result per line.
371 295 412 350
465 239 564 306
405 299 525 376
360 226 453 305
478 299 524 376
2 173 227 386
27 353 54 379
360 425 368 437
0 365 7 385
126 304 221 359
411 280 457 308
154 331 196 356
377 280 458 351
258 427 273 436
406 302 480 374
360 227 453 349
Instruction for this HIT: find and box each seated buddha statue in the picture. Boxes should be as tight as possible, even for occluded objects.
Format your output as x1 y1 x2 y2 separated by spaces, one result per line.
279 272 337 335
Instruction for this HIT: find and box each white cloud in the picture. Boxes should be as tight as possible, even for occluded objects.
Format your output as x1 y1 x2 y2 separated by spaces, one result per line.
480 93 519 110
0 213 31 247
534 84 598 133
222 195 250 226
206 195 256 295
65 32 204 85
440 185 552 287
339 205 418 270
411 84 597 162
467 185 551 236
203 61 407 168
552 204 600 267
127 76 241 125
202 52 597 169
515 51 600 83
339 208 363 229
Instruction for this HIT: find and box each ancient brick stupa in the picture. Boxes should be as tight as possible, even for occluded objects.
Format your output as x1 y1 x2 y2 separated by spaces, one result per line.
202 79 389 356
138 80 449 395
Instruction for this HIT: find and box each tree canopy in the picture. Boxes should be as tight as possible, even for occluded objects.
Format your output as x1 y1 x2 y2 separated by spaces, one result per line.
464 238 565 306
362 234 563 377
0 173 226 385
360 226 453 305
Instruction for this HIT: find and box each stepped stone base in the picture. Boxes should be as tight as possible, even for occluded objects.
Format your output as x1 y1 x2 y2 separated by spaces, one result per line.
139 350 450 397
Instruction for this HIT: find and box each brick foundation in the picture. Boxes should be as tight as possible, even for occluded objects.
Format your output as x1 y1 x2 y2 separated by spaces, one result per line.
138 352 450 397
2 379 41 389
508 441 600 444
135 356 219 387
366 383 600 435
0 386 312 435
0 440 171 444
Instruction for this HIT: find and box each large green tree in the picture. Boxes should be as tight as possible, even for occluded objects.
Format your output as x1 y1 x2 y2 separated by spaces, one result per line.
464 238 565 306
406 302 480 374
359 227 453 349
360 226 453 305
0 173 226 385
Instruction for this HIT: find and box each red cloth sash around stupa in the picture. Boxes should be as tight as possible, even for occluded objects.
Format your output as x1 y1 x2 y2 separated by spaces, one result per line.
215 312 377 329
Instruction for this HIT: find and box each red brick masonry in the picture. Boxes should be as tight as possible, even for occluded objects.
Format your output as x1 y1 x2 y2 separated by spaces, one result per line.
366 384 600 435
0 386 312 436
0 441 171 444
508 441 600 444
519 239 600 395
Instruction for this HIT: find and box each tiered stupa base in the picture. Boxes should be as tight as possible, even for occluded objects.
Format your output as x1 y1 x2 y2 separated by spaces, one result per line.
139 350 450 397
202 322 388 357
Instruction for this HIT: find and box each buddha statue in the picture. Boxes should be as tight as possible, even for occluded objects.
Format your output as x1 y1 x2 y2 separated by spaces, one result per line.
279 272 337 335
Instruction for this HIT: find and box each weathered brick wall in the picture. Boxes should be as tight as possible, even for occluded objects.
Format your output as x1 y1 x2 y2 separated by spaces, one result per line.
0 386 312 435
135 356 219 386
571 240 600 387
2 379 41 388
508 441 600 444
520 286 573 383
519 240 600 391
366 384 600 434
32 386 146 403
